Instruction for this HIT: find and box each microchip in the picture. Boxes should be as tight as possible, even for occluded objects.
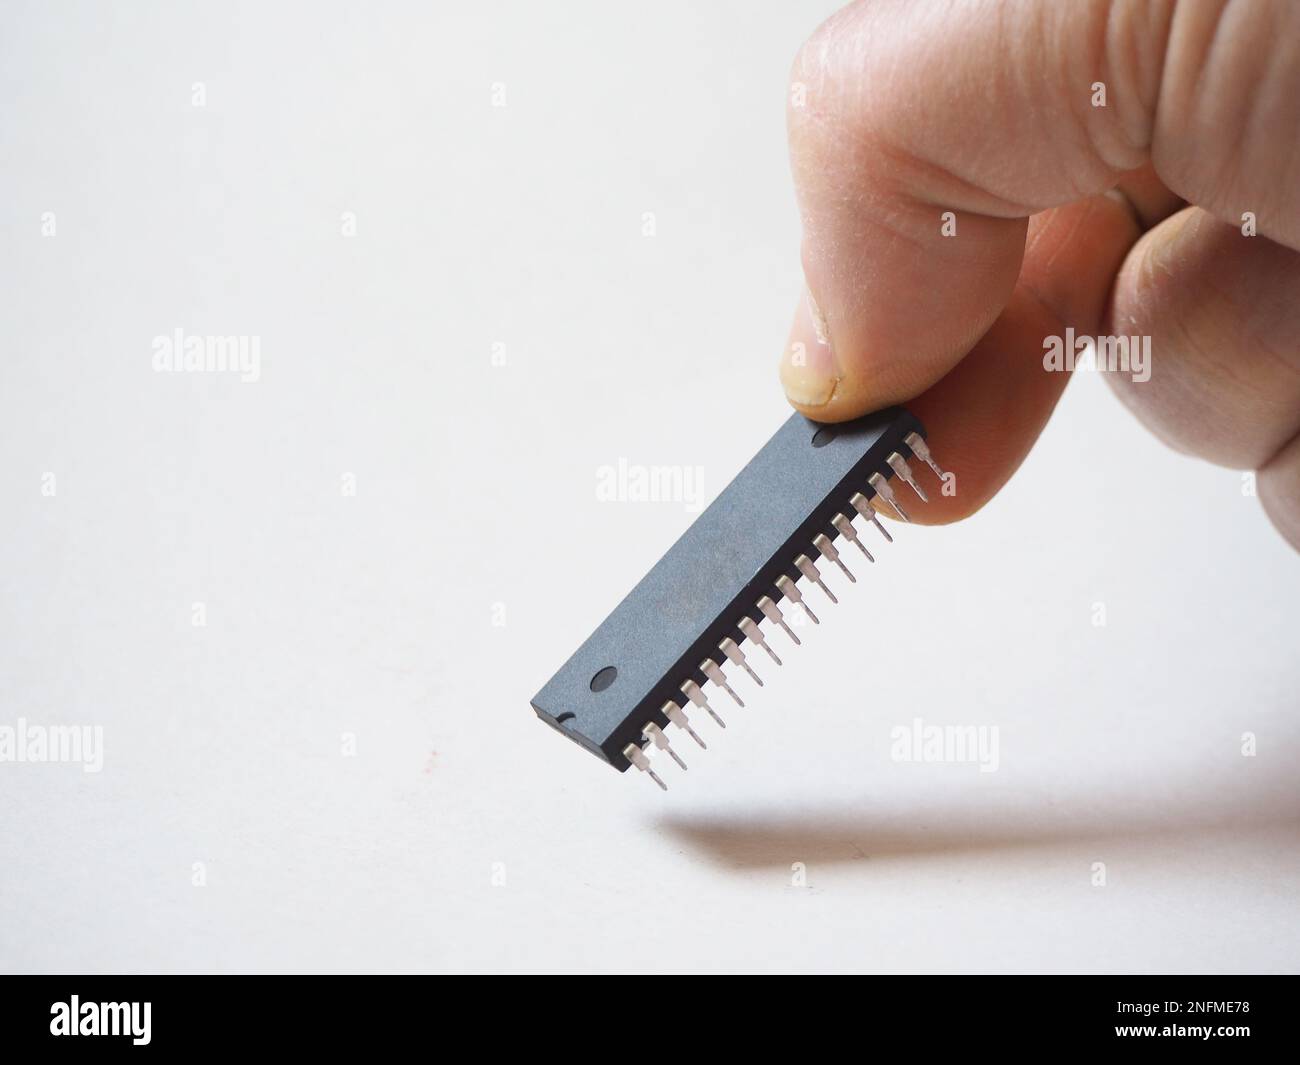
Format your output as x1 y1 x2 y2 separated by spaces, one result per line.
530 406 946 789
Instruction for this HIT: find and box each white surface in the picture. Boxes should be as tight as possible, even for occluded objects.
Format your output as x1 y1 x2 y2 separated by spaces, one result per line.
2 0 1297 974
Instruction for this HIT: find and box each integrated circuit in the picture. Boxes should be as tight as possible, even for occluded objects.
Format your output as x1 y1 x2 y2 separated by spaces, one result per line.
530 407 946 789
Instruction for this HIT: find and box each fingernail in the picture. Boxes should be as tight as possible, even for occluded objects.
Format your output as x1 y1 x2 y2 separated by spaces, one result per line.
780 287 838 407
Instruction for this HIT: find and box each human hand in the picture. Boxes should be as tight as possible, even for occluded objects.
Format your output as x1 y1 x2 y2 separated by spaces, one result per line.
779 0 1300 549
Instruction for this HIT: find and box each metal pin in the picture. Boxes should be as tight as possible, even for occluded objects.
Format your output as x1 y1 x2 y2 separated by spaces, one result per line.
681 679 725 728
868 472 910 522
794 554 838 603
887 452 929 503
739 616 782 665
775 574 819 624
812 533 856 583
701 659 744 708
720 637 762 686
904 431 948 482
663 701 706 749
622 742 667 791
643 722 686 770
850 491 894 543
831 512 874 563
757 596 800 646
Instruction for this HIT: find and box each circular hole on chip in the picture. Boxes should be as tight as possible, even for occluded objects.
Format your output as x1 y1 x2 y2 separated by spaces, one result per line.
811 426 836 448
589 666 618 692
555 712 576 725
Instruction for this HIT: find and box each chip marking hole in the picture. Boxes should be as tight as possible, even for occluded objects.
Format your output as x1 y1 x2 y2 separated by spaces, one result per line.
590 666 618 692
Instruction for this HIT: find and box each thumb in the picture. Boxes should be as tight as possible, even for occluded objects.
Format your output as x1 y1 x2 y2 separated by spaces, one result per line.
778 0 1295 420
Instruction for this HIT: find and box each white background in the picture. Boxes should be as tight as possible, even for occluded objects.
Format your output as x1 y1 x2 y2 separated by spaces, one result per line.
2 0 1297 974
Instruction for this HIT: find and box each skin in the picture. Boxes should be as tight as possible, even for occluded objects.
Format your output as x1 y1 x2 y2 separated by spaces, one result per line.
778 0 1300 549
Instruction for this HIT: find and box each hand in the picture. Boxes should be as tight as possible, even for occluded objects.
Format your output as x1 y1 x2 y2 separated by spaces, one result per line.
779 0 1300 549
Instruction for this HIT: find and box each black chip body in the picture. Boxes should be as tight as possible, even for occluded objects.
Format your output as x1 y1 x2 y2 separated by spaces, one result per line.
531 406 929 775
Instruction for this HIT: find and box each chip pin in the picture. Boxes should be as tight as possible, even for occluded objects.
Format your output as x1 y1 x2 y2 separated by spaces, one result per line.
622 742 667 791
775 574 820 625
904 431 948 481
681 679 725 728
831 512 875 563
794 554 838 603
868 472 910 522
739 616 783 665
701 659 744 708
812 533 856 583
643 721 687 770
850 491 894 543
663 701 707 749
720 637 763 686
886 451 929 503
757 596 801 646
